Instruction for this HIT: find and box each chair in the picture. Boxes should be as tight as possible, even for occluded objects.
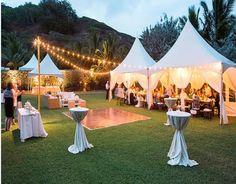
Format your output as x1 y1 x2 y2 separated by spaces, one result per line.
191 97 200 116
203 108 213 119
43 95 61 109
68 100 76 109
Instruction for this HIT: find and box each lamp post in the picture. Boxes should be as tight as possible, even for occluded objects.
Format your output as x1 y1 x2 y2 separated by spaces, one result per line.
36 36 41 111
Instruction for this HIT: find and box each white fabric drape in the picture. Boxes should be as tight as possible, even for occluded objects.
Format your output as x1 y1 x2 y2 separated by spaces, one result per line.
170 68 192 89
68 108 93 154
167 111 198 167
223 67 236 91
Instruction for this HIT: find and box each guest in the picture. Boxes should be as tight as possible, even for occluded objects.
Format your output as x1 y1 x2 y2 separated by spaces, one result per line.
192 93 200 109
105 81 110 100
189 88 196 99
130 92 137 105
116 84 125 105
213 91 220 117
12 83 20 123
166 84 174 97
4 82 15 131
204 84 212 98
16 80 24 108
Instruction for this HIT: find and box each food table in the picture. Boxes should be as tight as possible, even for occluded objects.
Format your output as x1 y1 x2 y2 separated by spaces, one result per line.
167 111 198 167
164 98 177 125
18 108 48 142
68 107 93 154
32 86 61 95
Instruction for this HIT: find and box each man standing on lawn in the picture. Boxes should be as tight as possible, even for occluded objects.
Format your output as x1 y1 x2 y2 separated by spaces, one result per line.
105 81 110 100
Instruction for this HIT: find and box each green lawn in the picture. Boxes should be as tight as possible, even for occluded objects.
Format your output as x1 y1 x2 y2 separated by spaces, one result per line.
1 92 236 184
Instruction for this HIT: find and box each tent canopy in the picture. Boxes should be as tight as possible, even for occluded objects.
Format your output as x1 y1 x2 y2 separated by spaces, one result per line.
111 37 156 75
109 37 156 102
141 20 236 122
19 54 38 71
148 20 236 75
29 54 63 78
1 67 10 71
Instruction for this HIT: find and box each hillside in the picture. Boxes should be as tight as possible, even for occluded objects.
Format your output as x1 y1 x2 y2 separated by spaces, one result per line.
1 1 134 69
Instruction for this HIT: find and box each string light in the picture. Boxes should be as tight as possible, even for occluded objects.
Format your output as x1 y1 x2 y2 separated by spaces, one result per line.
46 47 111 76
39 40 116 66
34 38 120 76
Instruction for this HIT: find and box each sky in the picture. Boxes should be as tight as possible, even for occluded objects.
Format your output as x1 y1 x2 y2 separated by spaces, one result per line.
2 0 236 36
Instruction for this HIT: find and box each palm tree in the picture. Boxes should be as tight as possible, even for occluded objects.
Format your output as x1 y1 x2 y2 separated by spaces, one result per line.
89 32 100 54
2 32 29 69
200 0 236 42
179 6 200 31
188 5 201 31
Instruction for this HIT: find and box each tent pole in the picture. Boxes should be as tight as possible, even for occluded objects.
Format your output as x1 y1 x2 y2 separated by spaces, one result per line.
37 36 41 112
219 64 223 125
225 84 229 102
147 68 151 109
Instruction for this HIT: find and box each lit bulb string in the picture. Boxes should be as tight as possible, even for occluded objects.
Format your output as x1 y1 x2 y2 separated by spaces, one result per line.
39 40 117 66
45 47 111 76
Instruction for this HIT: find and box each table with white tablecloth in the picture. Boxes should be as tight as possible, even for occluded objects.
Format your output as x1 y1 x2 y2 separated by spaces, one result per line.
164 98 177 126
68 107 93 154
167 111 198 167
18 108 48 142
32 86 61 95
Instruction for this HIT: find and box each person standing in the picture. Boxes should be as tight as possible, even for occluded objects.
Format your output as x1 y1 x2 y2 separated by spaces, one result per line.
16 80 24 108
4 82 15 131
105 81 110 100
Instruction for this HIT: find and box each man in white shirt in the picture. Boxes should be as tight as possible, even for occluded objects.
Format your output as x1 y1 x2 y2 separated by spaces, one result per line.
105 81 110 100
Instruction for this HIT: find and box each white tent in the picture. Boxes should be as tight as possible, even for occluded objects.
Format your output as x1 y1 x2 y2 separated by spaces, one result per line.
1 67 10 71
29 54 63 78
19 54 38 71
139 20 236 124
110 37 156 103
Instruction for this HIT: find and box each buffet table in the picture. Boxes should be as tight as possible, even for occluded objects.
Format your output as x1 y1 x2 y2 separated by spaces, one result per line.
18 108 48 142
32 86 61 95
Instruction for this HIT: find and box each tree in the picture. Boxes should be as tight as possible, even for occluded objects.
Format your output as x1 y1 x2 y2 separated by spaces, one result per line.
141 14 180 60
39 0 77 34
200 0 236 43
2 32 29 69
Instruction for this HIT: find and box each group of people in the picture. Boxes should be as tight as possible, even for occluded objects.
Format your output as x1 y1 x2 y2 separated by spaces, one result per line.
3 80 24 131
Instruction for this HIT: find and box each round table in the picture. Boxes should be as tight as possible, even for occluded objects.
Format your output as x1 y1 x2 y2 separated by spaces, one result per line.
68 107 93 154
164 98 177 126
167 111 198 167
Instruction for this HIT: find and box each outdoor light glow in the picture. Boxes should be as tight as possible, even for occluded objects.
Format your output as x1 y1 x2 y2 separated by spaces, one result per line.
37 39 119 76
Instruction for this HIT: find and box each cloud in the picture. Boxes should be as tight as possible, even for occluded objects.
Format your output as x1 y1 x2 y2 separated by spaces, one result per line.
3 0 232 37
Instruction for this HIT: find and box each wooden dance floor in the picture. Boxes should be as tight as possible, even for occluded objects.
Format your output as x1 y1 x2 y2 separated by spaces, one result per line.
64 108 150 130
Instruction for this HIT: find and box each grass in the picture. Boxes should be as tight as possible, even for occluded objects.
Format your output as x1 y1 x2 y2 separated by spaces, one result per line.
1 91 236 184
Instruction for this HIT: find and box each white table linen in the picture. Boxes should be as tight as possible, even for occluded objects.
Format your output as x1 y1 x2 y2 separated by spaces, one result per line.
167 111 198 167
68 107 93 154
18 108 48 142
164 98 177 126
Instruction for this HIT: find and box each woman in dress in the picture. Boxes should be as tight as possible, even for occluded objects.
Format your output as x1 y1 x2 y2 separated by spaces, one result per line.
12 83 18 124
4 82 15 131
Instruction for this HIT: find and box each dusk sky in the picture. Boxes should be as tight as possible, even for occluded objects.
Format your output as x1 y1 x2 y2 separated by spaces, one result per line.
2 0 235 36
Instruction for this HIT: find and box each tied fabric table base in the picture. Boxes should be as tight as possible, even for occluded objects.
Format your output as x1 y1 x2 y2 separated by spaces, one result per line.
167 111 198 167
68 107 93 154
68 122 93 154
167 130 198 167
